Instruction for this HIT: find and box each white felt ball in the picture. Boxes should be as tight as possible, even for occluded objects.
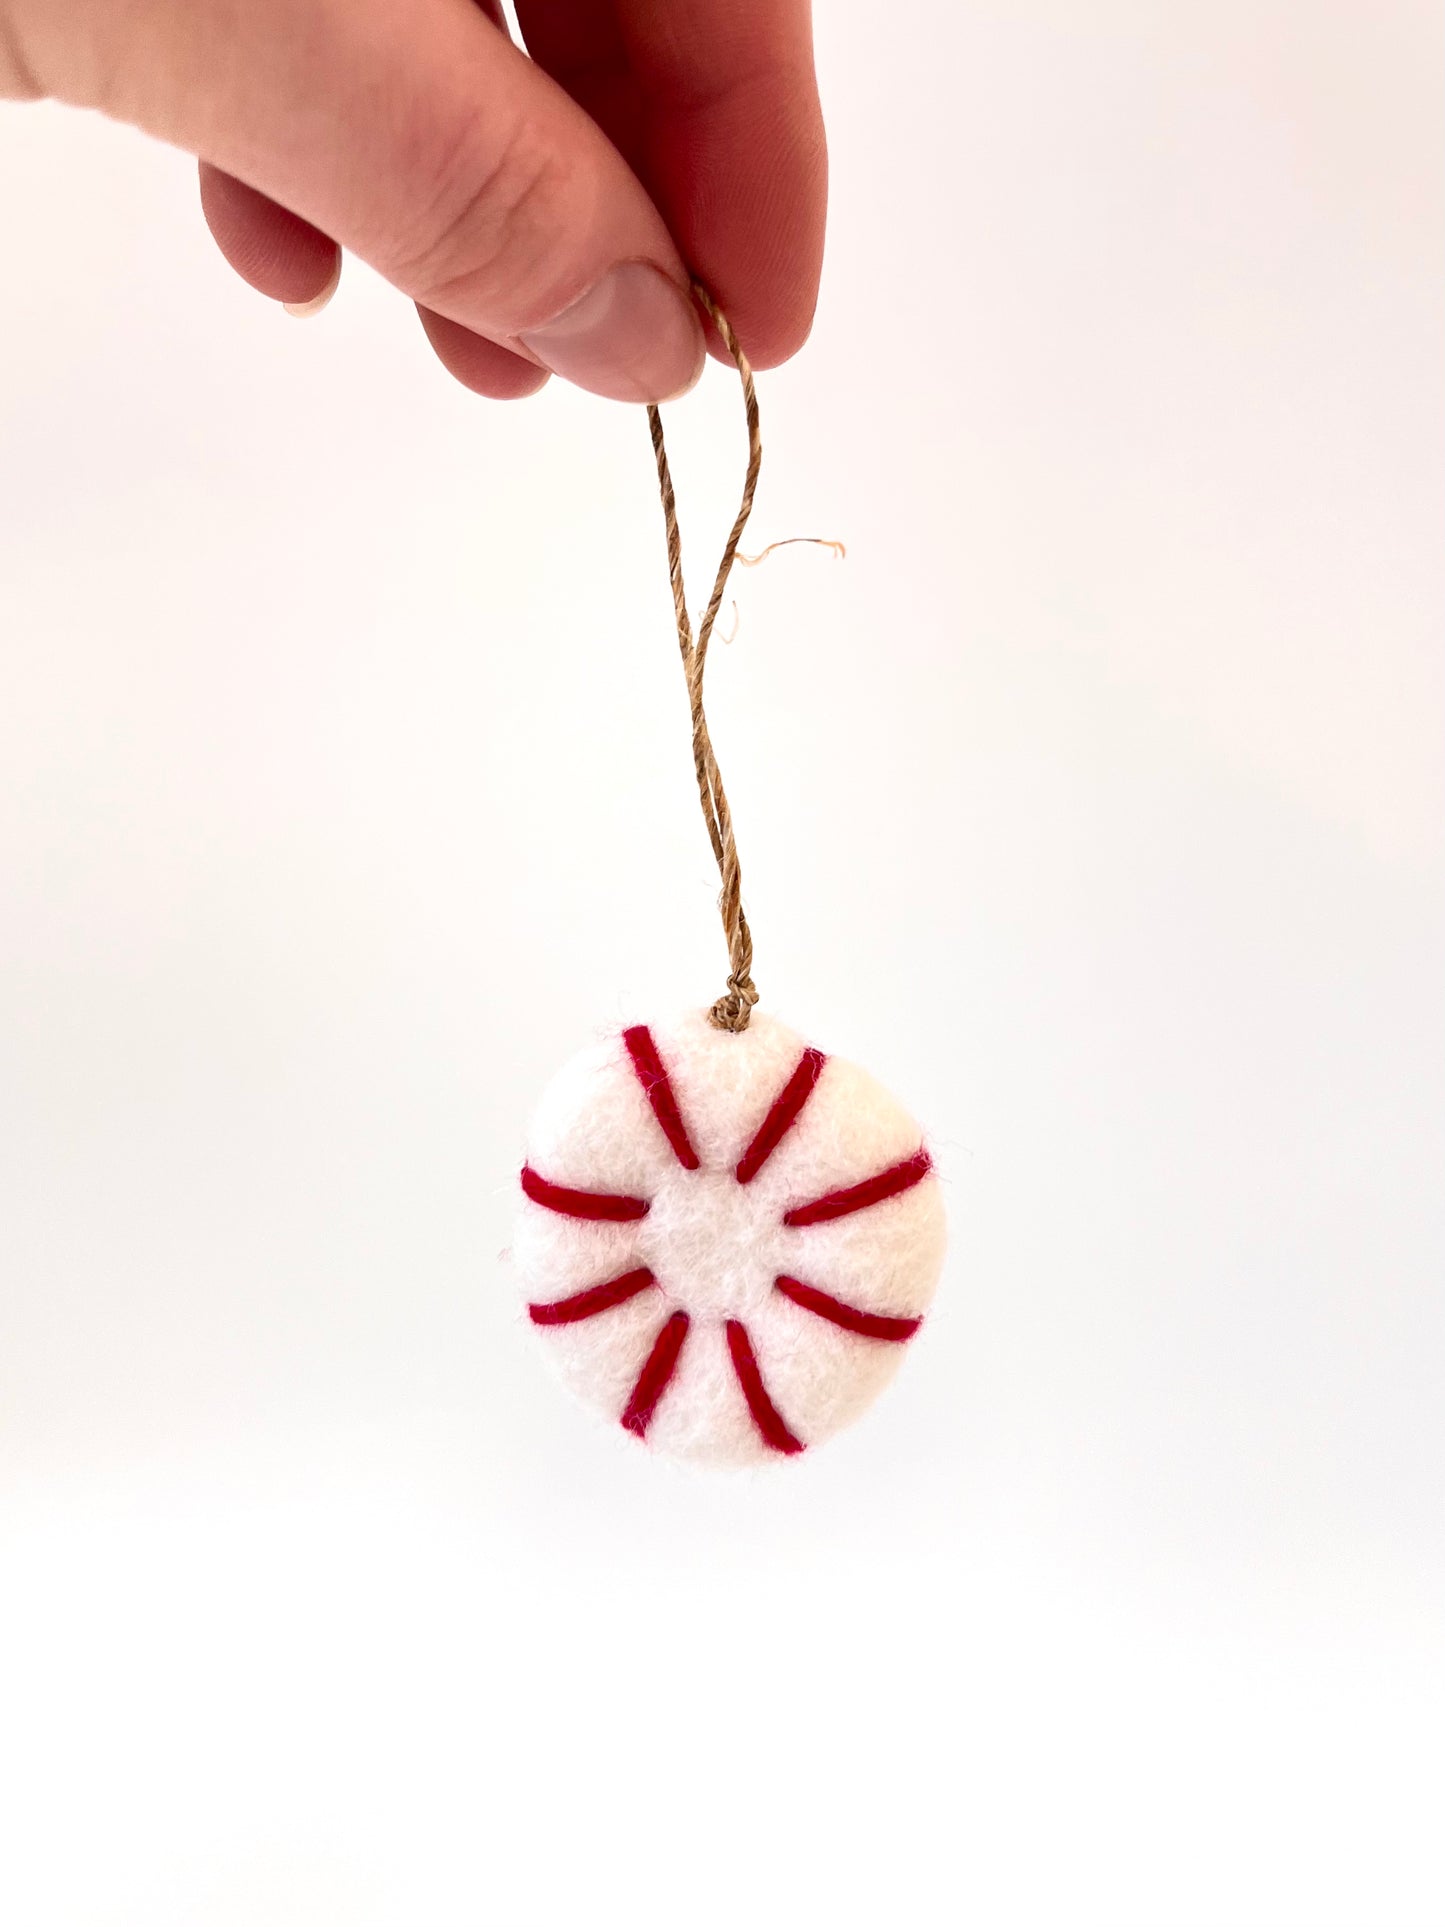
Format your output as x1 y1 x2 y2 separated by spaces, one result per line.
512 1010 946 1466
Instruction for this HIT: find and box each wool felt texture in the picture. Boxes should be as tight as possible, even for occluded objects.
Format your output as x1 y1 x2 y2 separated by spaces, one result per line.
513 1010 947 1466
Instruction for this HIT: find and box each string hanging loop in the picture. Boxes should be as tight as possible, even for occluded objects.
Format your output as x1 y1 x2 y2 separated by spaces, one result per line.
646 283 763 1034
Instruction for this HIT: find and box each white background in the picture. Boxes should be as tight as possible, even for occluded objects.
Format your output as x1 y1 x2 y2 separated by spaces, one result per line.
2 4 1442 1923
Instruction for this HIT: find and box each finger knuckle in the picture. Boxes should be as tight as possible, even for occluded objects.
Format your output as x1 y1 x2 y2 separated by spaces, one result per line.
388 115 573 321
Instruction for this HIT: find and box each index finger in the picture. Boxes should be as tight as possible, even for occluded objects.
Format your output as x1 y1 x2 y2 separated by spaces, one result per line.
516 0 827 369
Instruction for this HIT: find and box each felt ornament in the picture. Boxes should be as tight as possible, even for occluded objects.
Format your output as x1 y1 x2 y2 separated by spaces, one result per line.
515 1010 945 1464
512 287 946 1464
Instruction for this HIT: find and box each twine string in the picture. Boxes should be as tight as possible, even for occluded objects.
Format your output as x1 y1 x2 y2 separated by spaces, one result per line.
646 283 762 1034
739 537 847 567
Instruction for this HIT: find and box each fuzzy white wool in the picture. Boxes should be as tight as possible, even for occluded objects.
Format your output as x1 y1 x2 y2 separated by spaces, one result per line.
512 1010 947 1466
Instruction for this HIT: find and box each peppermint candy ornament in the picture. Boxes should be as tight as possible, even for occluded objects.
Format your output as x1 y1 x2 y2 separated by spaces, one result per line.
515 1011 945 1464
510 288 949 1463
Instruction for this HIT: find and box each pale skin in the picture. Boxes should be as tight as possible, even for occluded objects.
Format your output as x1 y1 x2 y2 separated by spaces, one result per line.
0 0 827 402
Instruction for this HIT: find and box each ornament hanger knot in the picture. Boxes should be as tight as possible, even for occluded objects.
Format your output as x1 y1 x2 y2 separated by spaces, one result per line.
710 971 759 1035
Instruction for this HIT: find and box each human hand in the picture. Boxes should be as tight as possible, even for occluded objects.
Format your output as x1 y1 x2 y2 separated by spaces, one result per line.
1 0 826 401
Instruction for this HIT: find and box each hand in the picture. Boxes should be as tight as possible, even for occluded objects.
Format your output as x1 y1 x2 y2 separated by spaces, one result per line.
1 0 826 401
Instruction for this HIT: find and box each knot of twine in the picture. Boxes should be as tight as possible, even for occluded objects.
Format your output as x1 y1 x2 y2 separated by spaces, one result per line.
647 283 762 1034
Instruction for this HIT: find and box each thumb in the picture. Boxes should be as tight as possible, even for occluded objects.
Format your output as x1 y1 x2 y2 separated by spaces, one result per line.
17 0 706 402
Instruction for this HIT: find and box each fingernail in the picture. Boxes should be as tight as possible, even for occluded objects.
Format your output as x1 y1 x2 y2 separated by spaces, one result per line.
284 255 341 319
519 263 704 403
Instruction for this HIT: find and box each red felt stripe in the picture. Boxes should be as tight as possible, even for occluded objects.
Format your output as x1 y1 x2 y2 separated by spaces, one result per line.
726 1320 805 1455
735 1047 827 1184
529 1268 657 1327
774 1274 922 1342
521 1164 650 1222
623 1025 700 1170
782 1148 933 1228
621 1310 690 1438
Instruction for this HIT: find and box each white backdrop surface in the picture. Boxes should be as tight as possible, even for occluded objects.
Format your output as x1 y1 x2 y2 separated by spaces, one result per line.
2 5 1442 1924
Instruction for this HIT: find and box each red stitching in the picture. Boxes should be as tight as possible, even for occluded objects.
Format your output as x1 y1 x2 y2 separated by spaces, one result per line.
735 1047 827 1184
726 1320 805 1454
529 1268 657 1326
521 1165 650 1223
774 1275 921 1342
623 1025 700 1170
782 1148 933 1227
621 1310 690 1438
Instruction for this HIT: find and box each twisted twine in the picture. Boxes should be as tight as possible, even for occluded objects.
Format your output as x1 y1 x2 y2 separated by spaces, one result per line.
646 284 762 1034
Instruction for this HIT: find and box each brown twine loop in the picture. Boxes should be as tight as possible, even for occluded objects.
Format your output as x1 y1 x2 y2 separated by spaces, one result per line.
647 283 762 1034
